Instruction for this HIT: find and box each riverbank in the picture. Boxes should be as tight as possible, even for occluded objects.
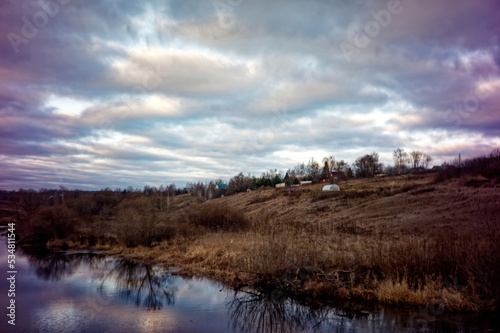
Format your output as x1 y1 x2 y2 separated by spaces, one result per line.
35 173 500 313
6 235 498 333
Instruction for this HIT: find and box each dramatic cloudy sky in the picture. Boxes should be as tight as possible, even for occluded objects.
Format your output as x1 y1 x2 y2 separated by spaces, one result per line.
1 0 499 190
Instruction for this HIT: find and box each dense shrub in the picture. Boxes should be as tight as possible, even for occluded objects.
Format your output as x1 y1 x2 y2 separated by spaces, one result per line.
227 173 253 195
113 197 164 247
435 148 500 182
19 205 80 245
66 194 99 221
187 203 250 232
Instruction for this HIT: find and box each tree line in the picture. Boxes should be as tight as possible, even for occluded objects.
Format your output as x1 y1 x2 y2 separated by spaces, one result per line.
0 148 434 202
6 148 499 203
218 148 433 195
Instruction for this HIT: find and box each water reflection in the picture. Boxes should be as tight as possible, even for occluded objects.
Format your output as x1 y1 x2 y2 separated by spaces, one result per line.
21 246 176 310
228 290 379 333
228 289 500 333
13 245 500 333
95 259 176 309
22 246 101 281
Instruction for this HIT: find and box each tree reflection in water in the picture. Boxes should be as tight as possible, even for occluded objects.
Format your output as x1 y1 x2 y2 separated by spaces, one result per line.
21 247 176 310
95 259 176 310
21 246 101 281
228 290 379 333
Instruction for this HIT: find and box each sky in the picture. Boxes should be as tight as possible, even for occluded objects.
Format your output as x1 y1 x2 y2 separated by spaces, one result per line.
1 0 500 190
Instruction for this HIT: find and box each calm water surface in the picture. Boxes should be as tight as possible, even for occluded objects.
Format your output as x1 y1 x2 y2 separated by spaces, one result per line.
1 232 498 333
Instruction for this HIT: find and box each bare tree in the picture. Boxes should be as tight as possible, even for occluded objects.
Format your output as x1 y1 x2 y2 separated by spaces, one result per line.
321 160 329 179
409 150 423 169
207 181 216 199
353 152 383 178
409 150 432 170
73 194 98 222
322 156 336 172
334 159 348 172
191 182 206 198
17 189 48 218
228 173 252 195
423 154 433 169
306 158 321 182
293 163 307 179
393 148 409 174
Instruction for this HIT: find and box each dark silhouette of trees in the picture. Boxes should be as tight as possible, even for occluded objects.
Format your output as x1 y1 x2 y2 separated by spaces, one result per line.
353 152 383 178
409 150 423 169
228 172 253 195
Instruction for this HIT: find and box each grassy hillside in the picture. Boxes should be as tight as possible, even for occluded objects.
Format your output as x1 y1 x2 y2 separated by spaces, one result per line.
10 173 500 311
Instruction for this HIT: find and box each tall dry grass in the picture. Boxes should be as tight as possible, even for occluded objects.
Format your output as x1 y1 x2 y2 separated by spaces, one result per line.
190 210 499 311
15 180 499 311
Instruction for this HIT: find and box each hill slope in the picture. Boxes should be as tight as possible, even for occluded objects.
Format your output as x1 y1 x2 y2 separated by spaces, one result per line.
114 173 499 311
215 174 499 237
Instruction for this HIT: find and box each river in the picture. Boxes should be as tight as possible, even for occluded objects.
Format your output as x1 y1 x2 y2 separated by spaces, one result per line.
0 231 498 333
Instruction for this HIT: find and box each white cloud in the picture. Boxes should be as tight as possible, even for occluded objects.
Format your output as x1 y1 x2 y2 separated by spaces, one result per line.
46 95 93 117
110 47 263 95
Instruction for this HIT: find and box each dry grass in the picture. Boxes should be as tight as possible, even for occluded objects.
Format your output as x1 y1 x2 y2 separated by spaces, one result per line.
309 190 342 202
114 208 498 311
13 173 500 312
108 178 500 311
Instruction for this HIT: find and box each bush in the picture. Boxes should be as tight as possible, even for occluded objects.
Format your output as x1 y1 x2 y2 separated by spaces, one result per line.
187 203 250 232
113 197 164 247
227 173 253 195
19 205 80 245
66 194 98 221
435 149 500 182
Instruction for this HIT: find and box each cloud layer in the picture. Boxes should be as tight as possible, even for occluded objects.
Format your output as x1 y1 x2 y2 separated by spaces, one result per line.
1 0 499 189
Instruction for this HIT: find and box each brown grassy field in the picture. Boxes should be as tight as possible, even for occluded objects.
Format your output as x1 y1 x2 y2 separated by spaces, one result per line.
11 173 500 312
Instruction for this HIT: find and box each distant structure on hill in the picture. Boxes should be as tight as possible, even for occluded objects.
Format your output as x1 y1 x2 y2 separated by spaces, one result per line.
320 171 346 183
322 184 340 191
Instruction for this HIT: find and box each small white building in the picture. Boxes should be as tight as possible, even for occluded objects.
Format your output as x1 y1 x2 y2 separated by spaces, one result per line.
322 184 340 191
300 180 312 186
275 183 286 188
